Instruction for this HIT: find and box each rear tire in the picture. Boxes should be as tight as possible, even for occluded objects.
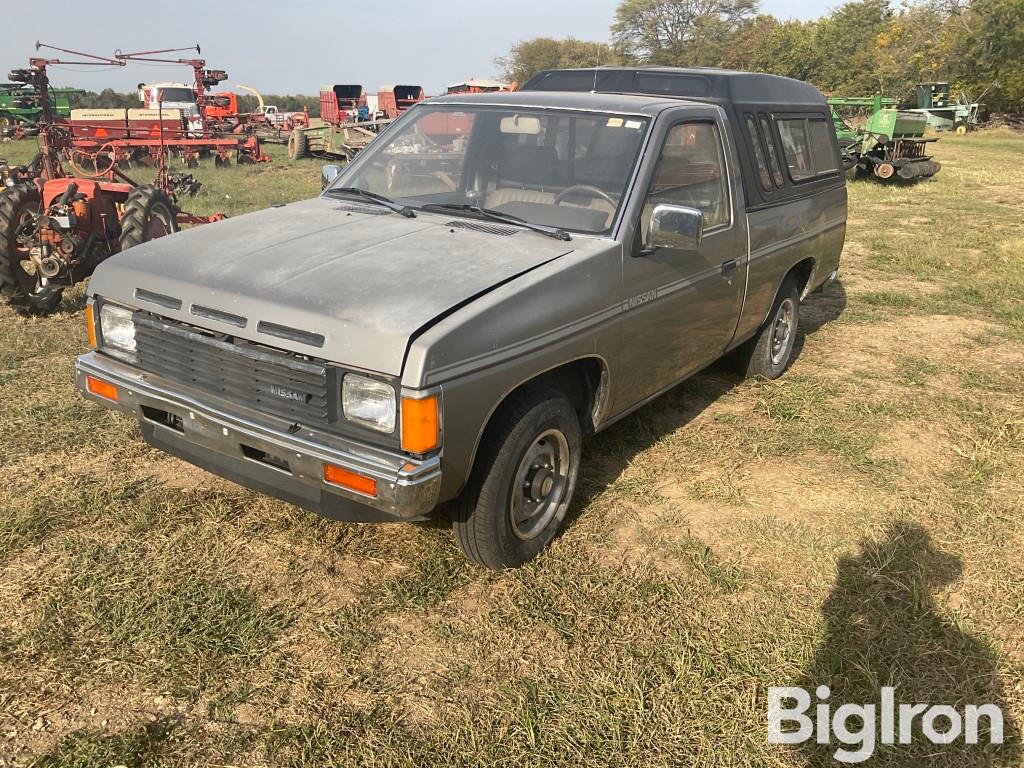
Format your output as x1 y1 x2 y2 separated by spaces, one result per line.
119 186 179 251
0 184 62 315
452 388 582 569
734 275 800 379
287 129 309 160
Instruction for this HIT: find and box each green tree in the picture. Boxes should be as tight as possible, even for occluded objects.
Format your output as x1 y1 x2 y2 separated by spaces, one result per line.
815 0 895 94
722 15 822 81
495 38 616 85
611 0 758 65
968 0 1024 109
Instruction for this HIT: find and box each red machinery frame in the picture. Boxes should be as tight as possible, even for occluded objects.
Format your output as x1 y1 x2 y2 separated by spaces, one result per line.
25 43 267 188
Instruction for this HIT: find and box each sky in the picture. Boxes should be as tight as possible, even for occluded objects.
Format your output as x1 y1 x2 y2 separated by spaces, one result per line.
5 0 825 96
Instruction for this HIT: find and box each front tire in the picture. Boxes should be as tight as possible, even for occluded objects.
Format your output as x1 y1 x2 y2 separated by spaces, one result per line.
452 388 582 569
0 184 62 315
119 186 178 251
734 275 800 379
287 128 309 160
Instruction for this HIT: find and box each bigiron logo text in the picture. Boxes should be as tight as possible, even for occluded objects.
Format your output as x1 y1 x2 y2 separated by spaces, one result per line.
768 686 1005 763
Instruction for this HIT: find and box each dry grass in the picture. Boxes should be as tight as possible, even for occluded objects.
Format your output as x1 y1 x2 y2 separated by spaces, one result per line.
1 131 1023 766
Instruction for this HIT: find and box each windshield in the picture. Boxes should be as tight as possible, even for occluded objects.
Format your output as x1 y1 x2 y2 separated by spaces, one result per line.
333 105 651 235
159 88 195 103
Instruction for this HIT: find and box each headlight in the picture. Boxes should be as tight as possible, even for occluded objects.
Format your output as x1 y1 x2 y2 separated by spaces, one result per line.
99 303 137 359
342 374 395 433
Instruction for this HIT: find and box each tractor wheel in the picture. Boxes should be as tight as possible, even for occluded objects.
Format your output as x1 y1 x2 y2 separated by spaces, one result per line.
119 186 179 252
0 184 62 315
287 129 309 161
955 123 968 135
0 114 11 134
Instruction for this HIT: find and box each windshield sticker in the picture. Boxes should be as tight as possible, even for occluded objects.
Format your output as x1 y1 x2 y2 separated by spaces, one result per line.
606 117 624 128
625 120 643 129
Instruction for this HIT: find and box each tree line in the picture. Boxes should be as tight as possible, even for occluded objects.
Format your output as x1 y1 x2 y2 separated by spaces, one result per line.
62 88 321 116
496 0 1024 113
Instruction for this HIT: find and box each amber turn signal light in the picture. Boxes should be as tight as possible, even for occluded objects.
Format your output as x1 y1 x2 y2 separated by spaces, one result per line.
85 375 118 402
85 304 97 348
401 395 439 453
323 463 378 498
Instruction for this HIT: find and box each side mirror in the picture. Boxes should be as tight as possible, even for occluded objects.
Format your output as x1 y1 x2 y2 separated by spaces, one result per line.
321 164 342 190
644 204 703 253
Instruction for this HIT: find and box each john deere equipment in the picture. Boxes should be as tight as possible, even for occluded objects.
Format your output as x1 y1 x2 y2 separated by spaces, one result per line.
828 96 940 182
0 83 80 136
908 82 981 133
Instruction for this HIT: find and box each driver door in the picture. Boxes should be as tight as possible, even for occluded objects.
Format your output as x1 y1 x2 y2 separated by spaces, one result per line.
614 115 747 407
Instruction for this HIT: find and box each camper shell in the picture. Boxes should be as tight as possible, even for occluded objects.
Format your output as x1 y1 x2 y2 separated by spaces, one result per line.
521 66 843 210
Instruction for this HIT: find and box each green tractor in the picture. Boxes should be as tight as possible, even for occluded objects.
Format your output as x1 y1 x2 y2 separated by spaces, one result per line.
0 83 80 136
829 96 941 182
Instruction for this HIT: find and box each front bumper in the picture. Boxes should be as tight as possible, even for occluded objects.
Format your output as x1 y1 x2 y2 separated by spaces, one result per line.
74 351 441 522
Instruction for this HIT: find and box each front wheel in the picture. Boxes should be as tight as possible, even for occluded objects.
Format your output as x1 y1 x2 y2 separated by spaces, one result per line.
452 388 582 569
734 275 800 379
0 184 62 314
287 128 308 160
119 186 179 251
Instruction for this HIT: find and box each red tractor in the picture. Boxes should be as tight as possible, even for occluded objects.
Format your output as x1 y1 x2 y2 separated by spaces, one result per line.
0 44 225 315
0 178 176 313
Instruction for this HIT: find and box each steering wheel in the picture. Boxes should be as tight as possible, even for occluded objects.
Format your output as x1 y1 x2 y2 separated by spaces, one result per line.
554 184 615 207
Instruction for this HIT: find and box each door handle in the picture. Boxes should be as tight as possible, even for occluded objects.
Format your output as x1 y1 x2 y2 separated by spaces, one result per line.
721 259 738 275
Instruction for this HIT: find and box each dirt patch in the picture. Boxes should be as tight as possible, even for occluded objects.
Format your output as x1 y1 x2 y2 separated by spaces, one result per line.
868 422 956 478
145 455 236 492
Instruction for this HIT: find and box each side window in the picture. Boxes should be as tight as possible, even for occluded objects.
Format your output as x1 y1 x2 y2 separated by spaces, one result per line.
808 118 840 174
744 113 771 191
778 119 814 182
643 122 730 231
759 114 785 187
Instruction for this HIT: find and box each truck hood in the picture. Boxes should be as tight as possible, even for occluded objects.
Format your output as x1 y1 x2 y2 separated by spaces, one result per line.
89 196 578 376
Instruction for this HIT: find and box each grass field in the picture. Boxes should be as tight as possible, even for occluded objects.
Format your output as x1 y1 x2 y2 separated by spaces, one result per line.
0 133 1022 767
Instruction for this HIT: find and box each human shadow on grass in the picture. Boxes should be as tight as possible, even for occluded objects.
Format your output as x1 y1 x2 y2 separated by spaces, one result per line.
790 521 1019 767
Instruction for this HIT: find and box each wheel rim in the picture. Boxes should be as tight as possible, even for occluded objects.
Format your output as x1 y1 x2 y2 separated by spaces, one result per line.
509 428 570 541
771 298 795 366
146 204 174 240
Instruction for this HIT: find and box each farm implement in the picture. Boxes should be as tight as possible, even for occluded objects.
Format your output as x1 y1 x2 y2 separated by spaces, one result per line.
0 43 238 315
907 82 983 134
0 82 80 137
286 83 424 162
828 95 940 182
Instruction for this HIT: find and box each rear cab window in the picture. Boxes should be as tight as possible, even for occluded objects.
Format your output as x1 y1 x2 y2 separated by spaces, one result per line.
743 114 771 191
758 115 786 188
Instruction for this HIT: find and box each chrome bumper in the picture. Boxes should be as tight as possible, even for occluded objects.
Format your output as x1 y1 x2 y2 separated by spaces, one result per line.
74 351 441 521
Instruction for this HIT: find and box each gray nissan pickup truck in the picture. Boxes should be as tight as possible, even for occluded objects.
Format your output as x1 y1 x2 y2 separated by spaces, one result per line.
75 67 846 569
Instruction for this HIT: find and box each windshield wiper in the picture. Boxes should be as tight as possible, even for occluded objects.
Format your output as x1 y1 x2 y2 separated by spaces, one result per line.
419 203 571 241
325 187 416 218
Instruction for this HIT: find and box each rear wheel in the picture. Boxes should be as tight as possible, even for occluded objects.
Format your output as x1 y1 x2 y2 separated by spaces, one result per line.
734 275 800 380
119 186 178 251
0 184 62 314
452 388 581 569
287 128 308 160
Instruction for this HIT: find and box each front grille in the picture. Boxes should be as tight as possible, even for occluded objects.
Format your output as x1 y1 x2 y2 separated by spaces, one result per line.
133 313 335 425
